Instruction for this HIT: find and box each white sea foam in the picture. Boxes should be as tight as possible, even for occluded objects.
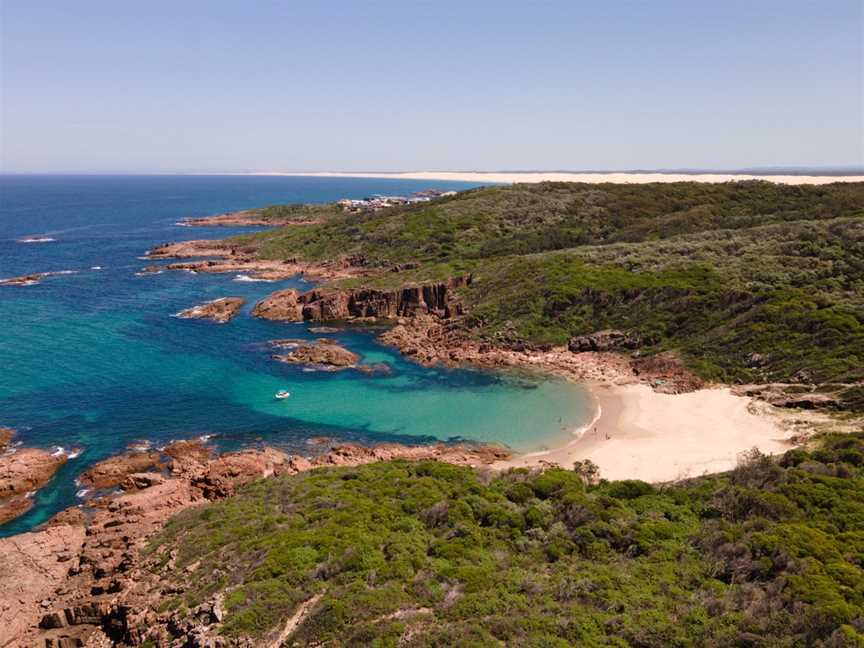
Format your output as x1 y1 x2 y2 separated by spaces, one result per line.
17 236 56 243
233 274 273 282
51 446 66 457
76 488 91 498
90 266 103 270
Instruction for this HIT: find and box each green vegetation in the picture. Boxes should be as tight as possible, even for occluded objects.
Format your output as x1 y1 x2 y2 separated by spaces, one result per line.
246 202 344 223
152 433 864 646
232 181 864 388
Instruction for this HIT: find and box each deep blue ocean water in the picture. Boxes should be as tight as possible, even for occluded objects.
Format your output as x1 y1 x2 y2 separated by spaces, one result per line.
0 175 593 535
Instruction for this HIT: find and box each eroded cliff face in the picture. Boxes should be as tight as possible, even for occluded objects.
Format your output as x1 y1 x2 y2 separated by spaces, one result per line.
251 276 472 323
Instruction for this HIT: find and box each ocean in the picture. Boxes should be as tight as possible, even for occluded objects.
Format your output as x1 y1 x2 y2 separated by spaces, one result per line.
0 174 594 535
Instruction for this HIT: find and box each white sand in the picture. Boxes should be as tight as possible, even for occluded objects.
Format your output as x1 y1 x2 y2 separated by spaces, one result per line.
247 171 864 186
498 384 792 483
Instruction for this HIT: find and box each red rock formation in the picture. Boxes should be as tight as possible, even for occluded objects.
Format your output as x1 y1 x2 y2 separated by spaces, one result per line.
0 426 13 449
6 440 511 646
0 448 66 499
77 451 163 490
252 276 472 323
0 433 70 524
175 296 245 323
271 338 360 369
251 288 303 320
0 523 87 645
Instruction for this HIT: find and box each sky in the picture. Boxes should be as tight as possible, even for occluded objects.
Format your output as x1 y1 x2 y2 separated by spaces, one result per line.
1 0 861 173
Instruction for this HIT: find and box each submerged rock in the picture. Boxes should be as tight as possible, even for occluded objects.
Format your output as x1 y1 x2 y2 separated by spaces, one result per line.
176 297 245 323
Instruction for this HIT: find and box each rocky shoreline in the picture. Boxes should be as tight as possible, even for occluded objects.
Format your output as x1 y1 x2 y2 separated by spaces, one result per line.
0 270 77 287
179 209 324 227
0 438 509 646
0 429 69 525
175 297 245 324
143 239 371 282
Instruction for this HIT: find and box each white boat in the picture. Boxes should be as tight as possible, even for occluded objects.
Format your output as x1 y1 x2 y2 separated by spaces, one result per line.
275 390 291 400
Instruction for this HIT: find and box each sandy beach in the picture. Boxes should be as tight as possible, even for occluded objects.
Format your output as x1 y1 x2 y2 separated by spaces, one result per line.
497 384 793 483
247 170 864 186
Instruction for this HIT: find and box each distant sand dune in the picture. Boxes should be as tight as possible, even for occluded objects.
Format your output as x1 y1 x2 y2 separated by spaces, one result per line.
244 170 864 186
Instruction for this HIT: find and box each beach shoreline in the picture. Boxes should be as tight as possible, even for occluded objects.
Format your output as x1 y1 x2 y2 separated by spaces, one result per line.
496 382 796 482
236 170 864 186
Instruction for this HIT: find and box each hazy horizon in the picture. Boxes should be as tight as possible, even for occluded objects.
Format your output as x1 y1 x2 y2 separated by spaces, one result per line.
2 1 862 173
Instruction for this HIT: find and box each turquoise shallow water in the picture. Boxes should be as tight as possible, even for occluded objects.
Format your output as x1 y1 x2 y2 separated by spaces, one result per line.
0 175 594 535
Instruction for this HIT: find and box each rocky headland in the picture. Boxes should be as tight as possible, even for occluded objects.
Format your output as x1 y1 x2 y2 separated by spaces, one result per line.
179 210 324 227
175 297 245 324
143 240 371 282
0 439 509 646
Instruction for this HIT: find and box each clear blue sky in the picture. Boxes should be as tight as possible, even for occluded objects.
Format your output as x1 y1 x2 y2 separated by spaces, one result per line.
1 0 861 173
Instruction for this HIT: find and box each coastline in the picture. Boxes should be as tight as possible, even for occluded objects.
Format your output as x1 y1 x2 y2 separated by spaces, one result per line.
498 382 794 482
236 170 864 186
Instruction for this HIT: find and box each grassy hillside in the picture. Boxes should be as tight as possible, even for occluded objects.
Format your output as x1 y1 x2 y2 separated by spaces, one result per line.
231 181 864 386
151 432 864 646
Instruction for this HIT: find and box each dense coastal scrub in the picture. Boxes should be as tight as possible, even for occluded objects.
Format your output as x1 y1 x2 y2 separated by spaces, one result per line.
231 181 864 391
152 432 864 646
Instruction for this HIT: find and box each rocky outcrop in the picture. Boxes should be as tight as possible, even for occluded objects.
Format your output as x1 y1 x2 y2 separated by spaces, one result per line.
734 384 843 410
161 439 213 464
569 329 642 353
0 426 13 450
0 271 77 287
251 288 304 320
180 210 324 227
77 451 163 490
271 339 360 369
176 297 245 323
145 239 238 259
3 438 512 646
630 353 705 394
0 449 66 497
0 434 70 524
144 241 369 282
252 276 472 324
0 523 87 645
